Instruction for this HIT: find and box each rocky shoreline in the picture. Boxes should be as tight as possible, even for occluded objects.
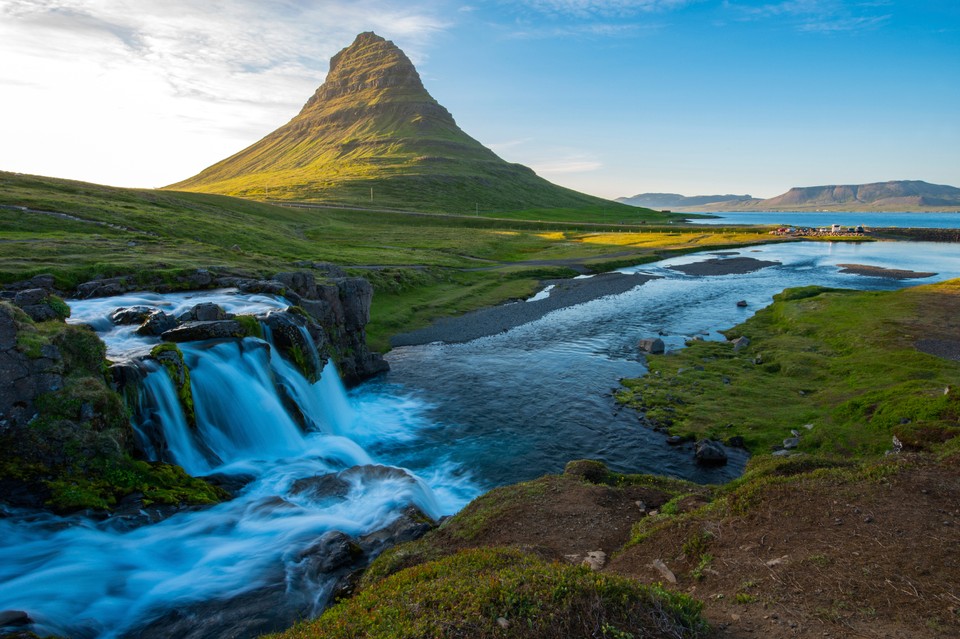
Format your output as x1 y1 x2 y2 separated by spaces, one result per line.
391 271 656 347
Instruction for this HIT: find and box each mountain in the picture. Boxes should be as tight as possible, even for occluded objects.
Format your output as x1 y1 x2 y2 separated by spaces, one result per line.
167 32 618 214
754 180 960 211
643 181 960 212
617 193 753 210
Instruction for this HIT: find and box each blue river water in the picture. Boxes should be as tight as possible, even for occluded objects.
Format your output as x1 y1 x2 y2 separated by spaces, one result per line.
0 239 958 638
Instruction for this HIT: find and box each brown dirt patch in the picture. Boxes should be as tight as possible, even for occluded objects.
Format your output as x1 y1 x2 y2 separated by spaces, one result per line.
417 474 684 563
607 456 960 638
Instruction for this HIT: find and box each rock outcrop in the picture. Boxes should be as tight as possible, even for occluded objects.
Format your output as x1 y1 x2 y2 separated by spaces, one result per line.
0 303 63 431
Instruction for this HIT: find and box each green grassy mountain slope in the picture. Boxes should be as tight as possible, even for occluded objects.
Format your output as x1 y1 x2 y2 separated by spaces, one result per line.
167 32 618 214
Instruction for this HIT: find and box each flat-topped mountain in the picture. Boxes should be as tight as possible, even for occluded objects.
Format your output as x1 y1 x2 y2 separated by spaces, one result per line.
631 180 960 212
756 180 960 211
167 32 617 213
616 193 753 210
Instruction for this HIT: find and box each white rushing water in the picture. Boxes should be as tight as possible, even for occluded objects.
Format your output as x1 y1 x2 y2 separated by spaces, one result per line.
3 240 960 637
0 295 477 638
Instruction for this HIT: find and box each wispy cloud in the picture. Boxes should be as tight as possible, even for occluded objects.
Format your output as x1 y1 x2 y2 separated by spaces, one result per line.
497 0 692 39
723 0 892 33
0 0 450 186
505 21 660 39
519 0 694 18
487 136 602 175
532 155 604 174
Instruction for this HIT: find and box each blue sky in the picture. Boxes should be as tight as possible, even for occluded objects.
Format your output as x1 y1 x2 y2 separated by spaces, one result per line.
0 0 957 199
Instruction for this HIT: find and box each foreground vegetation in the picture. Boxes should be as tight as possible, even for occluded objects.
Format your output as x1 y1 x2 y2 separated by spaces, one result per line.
266 280 959 638
272 547 708 639
617 280 960 456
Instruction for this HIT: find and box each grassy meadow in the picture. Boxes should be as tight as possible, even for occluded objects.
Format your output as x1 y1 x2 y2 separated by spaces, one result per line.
0 171 779 349
617 280 960 457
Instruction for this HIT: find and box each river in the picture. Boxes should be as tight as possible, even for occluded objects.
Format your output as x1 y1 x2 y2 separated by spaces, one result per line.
1 239 958 638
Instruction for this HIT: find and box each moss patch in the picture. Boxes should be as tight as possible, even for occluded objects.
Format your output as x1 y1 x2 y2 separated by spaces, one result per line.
150 343 196 428
0 320 224 513
617 281 960 456
270 547 709 639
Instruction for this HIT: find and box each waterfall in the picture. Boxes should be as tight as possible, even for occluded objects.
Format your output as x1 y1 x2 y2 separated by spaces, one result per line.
0 293 478 639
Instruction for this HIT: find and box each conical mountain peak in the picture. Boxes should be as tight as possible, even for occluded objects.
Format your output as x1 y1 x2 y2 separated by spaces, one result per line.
168 33 612 212
301 31 434 113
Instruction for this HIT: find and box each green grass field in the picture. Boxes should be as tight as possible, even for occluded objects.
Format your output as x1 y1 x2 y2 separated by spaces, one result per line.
1 171 782 348
617 281 960 457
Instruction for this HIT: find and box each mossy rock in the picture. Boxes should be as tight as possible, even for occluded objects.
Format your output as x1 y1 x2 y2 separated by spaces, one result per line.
563 459 611 484
270 547 709 639
150 343 196 427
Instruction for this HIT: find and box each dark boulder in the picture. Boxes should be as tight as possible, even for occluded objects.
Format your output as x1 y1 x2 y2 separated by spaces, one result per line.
694 439 729 466
236 279 287 297
289 473 351 501
274 272 318 299
731 336 751 352
177 303 231 323
160 320 246 343
13 289 64 322
261 310 325 382
358 505 438 555
75 276 133 299
0 610 32 628
12 289 47 307
295 531 364 576
638 337 665 354
136 310 178 336
111 306 154 325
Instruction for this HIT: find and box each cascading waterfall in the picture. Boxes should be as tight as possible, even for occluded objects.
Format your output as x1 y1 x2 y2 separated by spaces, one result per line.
8 243 958 638
0 292 476 639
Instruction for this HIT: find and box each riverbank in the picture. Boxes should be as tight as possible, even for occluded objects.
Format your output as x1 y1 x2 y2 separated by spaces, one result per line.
274 276 960 639
390 271 656 346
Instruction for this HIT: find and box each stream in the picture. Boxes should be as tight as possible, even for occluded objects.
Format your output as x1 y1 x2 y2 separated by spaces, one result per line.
1 239 959 638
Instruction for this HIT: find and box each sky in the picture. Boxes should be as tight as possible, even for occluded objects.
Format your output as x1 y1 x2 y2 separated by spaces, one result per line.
0 0 958 200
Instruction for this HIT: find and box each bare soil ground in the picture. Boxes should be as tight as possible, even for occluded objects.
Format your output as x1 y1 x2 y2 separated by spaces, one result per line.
414 455 959 639
608 456 960 638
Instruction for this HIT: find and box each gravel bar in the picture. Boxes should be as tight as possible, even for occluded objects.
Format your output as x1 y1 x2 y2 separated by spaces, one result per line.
390 272 657 346
836 264 937 279
668 256 780 276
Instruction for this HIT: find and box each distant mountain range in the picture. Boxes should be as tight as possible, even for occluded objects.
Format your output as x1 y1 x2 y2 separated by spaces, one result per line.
168 32 619 214
619 181 960 212
616 193 753 209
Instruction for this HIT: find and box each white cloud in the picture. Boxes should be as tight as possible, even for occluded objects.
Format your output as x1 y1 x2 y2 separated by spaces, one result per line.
723 0 891 33
531 155 604 174
0 0 450 187
519 0 693 18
